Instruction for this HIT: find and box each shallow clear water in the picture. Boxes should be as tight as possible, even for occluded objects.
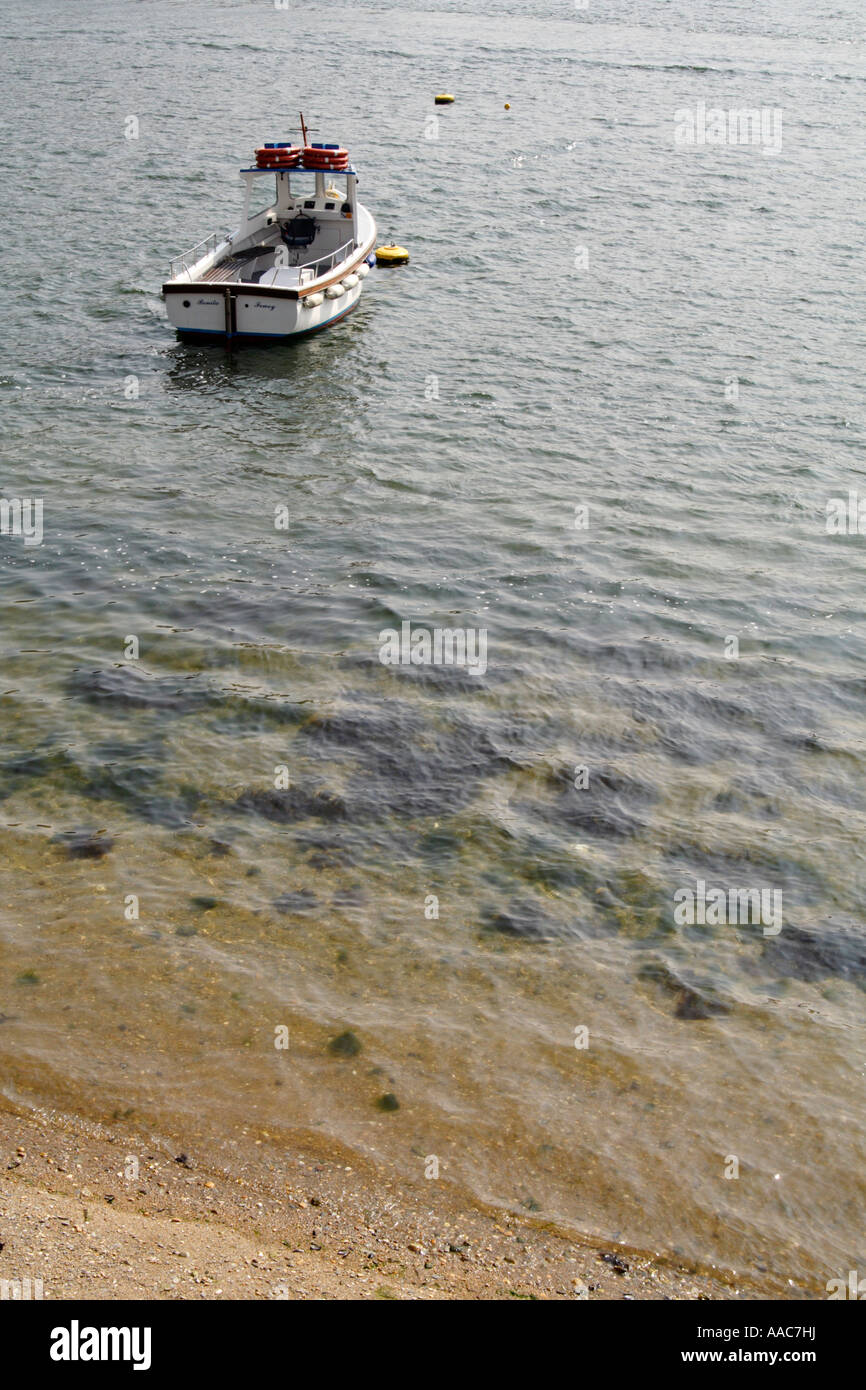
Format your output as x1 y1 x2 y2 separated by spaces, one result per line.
2 0 866 1292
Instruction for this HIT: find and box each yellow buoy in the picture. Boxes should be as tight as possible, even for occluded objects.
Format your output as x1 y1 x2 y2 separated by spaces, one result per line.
434 93 455 105
375 244 410 266
504 102 511 110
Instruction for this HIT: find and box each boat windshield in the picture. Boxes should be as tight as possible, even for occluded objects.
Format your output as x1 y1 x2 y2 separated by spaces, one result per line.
284 171 318 202
247 175 276 216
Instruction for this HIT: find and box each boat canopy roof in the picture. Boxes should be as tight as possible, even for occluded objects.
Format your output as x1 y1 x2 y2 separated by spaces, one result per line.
240 165 357 175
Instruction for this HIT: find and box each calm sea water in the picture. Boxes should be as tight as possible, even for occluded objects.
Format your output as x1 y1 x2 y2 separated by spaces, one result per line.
2 0 866 1292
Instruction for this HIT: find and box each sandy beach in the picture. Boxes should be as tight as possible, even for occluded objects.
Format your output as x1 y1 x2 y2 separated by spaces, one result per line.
0 1095 760 1302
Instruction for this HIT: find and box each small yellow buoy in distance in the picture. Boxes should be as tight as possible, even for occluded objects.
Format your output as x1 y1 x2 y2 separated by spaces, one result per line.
434 93 455 105
504 102 510 110
376 244 410 266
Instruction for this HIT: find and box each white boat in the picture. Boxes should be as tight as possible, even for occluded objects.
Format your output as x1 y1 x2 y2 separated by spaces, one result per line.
162 125 376 342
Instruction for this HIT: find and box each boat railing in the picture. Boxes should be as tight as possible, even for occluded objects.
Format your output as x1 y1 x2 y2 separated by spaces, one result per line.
259 265 318 288
168 233 355 284
168 231 228 281
298 237 356 278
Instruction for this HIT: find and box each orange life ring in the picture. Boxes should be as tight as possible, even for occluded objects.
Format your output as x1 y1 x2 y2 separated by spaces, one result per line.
255 144 301 166
302 145 349 169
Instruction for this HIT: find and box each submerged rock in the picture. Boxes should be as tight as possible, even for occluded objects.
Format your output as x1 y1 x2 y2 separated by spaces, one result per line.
1 738 202 830
235 787 347 824
67 668 306 733
273 890 318 915
295 831 355 869
66 666 210 713
131 790 201 828
761 919 866 986
331 886 366 907
637 959 732 1019
53 829 115 860
1 747 78 786
674 988 726 1021
540 765 658 841
480 898 558 941
300 709 420 750
298 704 516 819
328 1030 362 1057
520 856 588 891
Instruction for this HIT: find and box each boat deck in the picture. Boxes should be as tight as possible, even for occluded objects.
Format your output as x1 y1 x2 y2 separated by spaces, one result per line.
199 259 245 283
193 249 345 288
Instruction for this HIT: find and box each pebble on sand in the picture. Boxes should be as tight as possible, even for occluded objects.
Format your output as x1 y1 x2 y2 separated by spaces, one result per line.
376 1093 400 1112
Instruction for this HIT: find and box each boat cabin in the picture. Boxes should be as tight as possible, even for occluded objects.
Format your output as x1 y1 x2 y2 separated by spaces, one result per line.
169 159 362 290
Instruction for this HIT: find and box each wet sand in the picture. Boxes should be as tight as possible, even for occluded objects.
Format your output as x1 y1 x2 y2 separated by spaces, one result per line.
0 1095 758 1301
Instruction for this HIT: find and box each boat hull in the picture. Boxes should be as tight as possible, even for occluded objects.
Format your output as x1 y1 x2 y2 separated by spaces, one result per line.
164 277 364 341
